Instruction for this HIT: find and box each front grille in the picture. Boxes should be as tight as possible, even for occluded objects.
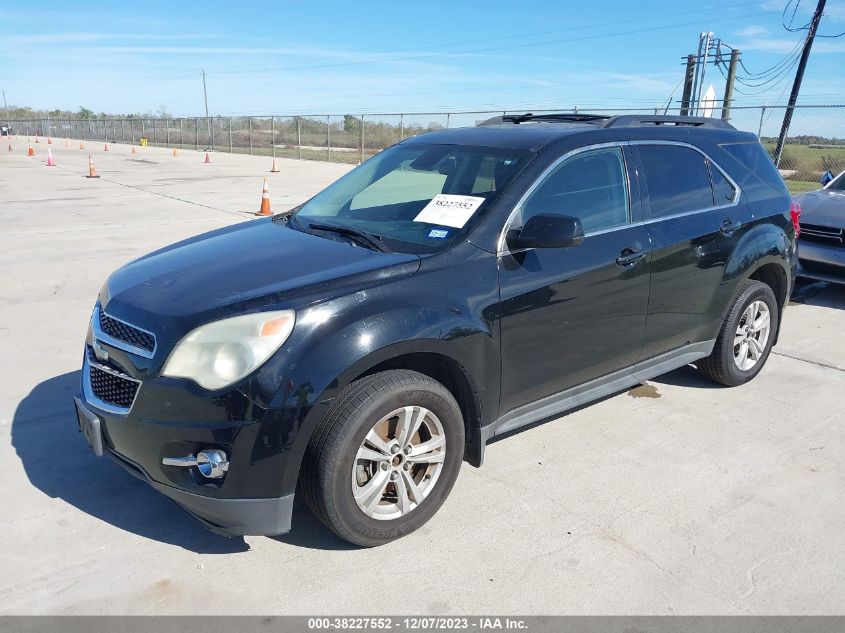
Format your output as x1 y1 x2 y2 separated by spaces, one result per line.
99 309 155 352
88 364 140 409
801 223 845 246
86 345 127 375
799 259 845 279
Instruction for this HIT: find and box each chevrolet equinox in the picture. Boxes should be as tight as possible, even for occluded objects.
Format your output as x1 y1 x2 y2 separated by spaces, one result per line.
74 113 798 546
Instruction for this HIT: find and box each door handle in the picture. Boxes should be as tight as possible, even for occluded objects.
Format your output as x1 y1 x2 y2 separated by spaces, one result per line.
720 218 743 236
616 248 645 267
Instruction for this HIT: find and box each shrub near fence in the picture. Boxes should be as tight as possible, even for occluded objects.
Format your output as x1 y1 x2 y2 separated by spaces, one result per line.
10 105 844 191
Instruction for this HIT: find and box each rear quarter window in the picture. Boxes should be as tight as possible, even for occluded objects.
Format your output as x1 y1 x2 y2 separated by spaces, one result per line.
718 142 787 194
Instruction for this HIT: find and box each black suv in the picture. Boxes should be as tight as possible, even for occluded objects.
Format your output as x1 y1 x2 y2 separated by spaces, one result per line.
74 113 797 546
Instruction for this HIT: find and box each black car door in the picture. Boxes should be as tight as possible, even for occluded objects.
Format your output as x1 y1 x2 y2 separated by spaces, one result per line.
632 142 748 361
497 144 651 415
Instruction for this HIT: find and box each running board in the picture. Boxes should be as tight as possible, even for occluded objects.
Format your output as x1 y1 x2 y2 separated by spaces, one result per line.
480 340 716 450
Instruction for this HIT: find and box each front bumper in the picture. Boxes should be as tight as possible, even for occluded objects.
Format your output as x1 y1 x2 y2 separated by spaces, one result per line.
76 315 313 536
74 300 335 537
797 240 845 285
104 443 294 536
74 390 301 536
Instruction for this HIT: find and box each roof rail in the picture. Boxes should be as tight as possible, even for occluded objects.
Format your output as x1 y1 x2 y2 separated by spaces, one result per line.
602 115 735 130
478 113 611 126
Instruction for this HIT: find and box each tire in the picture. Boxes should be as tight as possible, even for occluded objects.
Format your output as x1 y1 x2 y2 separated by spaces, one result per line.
301 370 465 547
698 279 779 387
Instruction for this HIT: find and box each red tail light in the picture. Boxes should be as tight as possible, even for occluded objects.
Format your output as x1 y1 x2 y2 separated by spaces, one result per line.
790 200 802 239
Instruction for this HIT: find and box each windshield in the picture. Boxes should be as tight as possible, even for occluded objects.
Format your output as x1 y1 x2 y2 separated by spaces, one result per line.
293 143 532 253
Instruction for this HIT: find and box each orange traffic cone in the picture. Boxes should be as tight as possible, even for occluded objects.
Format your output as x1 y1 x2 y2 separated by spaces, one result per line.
131 146 137 155
86 154 100 178
172 147 178 158
47 137 53 145
79 141 85 149
270 158 280 173
104 143 109 152
203 152 211 164
46 148 56 167
27 143 35 156
256 178 272 216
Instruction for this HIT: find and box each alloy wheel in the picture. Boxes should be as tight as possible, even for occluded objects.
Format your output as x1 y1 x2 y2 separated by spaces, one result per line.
733 300 771 371
352 406 446 520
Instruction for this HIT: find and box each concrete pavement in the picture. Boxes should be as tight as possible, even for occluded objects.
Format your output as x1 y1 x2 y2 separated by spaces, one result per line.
1 141 843 615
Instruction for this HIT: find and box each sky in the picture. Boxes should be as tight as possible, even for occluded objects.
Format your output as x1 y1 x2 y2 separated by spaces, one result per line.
1 0 844 117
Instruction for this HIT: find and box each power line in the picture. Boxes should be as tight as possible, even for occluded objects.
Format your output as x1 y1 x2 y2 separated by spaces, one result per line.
782 0 812 31
732 38 804 79
711 39 800 98
315 0 766 57
734 53 802 88
208 7 764 76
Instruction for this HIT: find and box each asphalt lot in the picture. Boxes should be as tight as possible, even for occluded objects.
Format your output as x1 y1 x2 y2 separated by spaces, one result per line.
1 141 844 615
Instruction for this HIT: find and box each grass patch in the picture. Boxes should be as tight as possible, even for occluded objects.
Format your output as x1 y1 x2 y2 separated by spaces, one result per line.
786 180 822 194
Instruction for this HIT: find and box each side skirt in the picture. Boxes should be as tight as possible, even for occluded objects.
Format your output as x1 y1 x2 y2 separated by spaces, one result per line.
477 340 716 458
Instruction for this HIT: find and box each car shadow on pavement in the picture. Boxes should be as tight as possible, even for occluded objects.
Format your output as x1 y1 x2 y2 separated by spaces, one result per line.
270 498 358 551
790 280 845 310
11 371 249 554
650 364 723 389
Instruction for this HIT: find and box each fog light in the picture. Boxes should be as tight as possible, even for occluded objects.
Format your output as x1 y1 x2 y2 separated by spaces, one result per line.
197 449 229 479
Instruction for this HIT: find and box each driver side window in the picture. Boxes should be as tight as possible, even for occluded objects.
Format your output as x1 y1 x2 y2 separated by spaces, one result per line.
519 146 630 233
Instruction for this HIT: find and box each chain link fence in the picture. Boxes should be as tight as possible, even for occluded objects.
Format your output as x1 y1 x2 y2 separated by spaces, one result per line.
7 105 844 192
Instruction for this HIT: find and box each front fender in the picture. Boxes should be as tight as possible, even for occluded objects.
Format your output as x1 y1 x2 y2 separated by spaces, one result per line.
254 244 501 495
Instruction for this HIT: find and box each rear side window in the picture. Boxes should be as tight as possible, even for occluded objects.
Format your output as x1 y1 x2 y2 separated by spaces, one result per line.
719 142 786 193
638 144 714 218
709 164 737 206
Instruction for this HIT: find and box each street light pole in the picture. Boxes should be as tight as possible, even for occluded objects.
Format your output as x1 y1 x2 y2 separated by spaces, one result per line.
202 69 212 150
2 90 9 134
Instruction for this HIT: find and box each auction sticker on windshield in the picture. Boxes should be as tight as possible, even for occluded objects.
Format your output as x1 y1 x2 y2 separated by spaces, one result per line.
414 194 486 229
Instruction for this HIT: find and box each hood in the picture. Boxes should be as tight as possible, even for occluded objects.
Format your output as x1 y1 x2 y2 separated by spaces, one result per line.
102 218 420 342
794 188 845 228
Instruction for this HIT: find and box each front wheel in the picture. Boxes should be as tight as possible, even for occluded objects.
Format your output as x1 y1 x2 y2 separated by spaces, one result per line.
698 279 779 387
301 370 465 547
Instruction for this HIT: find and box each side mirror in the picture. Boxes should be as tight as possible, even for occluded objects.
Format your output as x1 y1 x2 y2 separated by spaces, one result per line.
507 213 585 250
820 170 834 186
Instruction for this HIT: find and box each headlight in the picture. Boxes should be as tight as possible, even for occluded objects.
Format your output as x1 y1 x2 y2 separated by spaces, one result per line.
161 310 295 390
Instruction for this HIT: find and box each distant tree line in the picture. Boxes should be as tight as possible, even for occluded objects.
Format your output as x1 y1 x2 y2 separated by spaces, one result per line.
3 105 173 120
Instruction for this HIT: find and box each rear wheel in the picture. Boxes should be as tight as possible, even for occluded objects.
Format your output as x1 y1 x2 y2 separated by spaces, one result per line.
699 280 779 386
301 370 464 547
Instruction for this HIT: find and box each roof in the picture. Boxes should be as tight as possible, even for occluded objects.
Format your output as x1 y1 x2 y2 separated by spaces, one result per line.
400 124 585 151
401 113 752 152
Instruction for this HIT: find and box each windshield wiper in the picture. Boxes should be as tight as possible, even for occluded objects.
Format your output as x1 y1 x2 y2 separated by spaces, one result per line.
306 222 391 253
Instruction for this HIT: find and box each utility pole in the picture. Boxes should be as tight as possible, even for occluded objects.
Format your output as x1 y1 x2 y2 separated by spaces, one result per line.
690 34 706 116
697 32 715 115
202 69 212 151
774 0 827 166
721 48 740 121
2 90 9 133
680 55 696 115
